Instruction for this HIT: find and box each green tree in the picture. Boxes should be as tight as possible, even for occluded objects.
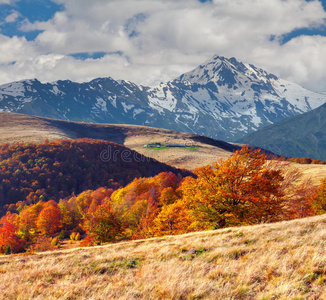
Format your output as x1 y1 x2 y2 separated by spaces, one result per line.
84 205 122 244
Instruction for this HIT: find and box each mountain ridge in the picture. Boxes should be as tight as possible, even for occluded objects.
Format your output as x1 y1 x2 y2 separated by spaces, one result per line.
0 55 325 141
0 111 241 170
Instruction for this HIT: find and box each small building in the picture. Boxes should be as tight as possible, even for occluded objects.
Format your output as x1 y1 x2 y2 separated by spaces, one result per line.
165 142 187 147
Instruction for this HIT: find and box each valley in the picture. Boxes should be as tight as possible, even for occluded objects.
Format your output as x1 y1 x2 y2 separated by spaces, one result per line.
0 111 240 170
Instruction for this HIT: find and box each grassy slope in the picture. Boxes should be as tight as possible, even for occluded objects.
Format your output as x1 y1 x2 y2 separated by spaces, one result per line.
0 111 240 170
2 215 326 299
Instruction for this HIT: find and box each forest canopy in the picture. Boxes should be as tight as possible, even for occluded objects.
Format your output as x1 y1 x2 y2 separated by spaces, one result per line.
0 138 189 209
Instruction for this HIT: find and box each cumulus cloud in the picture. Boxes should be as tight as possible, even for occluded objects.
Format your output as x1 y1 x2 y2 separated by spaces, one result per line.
1 0 326 92
0 35 36 63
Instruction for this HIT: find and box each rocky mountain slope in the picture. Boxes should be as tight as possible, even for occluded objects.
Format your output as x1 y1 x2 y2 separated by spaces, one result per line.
239 102 326 160
0 55 325 141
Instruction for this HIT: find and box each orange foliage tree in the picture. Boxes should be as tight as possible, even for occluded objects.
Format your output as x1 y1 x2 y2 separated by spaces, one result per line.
180 146 307 228
83 204 122 244
153 199 194 236
110 172 182 239
36 203 61 236
18 201 44 242
310 178 326 215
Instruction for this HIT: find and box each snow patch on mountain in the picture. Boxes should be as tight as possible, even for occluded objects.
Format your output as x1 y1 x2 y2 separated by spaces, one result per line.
121 102 135 113
94 97 108 112
51 85 65 96
0 81 25 98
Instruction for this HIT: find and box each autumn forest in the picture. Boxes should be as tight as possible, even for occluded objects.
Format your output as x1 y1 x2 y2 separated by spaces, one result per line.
1 139 326 254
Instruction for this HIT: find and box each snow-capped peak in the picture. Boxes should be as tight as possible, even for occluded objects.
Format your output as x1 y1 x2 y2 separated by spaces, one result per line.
0 54 325 142
177 55 277 87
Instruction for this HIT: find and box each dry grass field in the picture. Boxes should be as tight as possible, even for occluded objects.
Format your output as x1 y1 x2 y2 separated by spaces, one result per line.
293 163 326 185
1 112 325 184
1 214 326 299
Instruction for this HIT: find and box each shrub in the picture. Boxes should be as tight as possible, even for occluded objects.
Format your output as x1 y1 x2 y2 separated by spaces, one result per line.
51 237 59 246
58 230 69 240
5 245 11 255
70 232 77 240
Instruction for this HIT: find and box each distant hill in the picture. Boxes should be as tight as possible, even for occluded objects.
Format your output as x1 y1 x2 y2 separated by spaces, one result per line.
0 138 190 207
239 102 326 160
0 111 241 170
0 54 325 141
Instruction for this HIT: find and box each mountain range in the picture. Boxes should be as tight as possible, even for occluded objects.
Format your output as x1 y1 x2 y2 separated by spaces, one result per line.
1 55 325 142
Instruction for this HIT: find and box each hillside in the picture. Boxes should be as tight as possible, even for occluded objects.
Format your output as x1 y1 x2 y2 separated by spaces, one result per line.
1 214 326 299
0 138 189 207
239 102 326 161
0 55 325 142
0 111 241 170
1 111 326 186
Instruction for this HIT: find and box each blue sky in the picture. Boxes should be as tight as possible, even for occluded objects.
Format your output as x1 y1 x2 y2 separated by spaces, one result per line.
0 0 63 40
0 0 326 92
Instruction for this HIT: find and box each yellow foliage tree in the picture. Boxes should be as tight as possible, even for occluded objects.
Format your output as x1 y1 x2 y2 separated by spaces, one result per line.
153 199 194 236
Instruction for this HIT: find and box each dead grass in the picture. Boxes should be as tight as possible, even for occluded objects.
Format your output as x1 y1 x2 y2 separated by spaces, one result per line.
2 215 326 299
292 163 326 186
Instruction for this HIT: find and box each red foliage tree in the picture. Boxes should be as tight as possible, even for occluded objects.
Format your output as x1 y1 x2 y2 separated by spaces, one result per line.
0 213 23 253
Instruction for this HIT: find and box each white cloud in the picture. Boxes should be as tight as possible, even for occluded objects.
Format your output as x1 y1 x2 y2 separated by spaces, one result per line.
1 0 326 92
0 0 15 4
0 34 36 63
4 10 20 23
256 35 326 92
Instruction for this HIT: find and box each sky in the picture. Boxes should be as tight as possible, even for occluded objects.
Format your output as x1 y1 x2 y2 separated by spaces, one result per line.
0 0 326 92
